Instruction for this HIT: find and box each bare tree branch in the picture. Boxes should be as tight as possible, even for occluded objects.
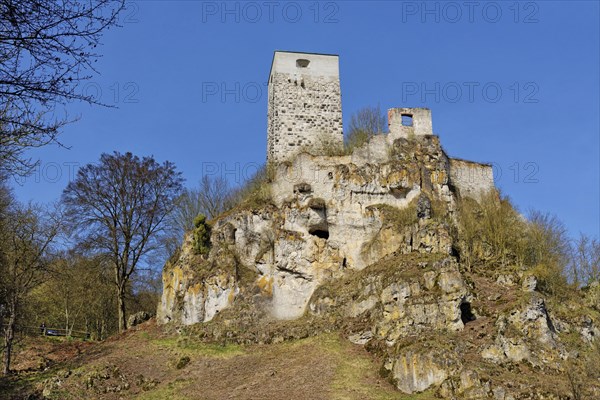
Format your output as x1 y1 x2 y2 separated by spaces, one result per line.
0 0 125 176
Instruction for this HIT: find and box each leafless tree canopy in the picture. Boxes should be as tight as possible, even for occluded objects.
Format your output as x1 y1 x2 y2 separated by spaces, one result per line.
198 175 230 220
345 105 387 151
347 105 387 136
61 151 183 332
0 0 125 175
0 200 60 375
571 234 600 286
527 210 571 268
162 175 231 257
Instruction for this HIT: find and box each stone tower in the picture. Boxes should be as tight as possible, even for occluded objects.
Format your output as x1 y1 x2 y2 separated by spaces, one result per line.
267 51 343 163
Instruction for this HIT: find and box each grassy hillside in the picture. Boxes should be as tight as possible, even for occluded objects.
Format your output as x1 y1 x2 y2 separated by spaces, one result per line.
0 320 436 400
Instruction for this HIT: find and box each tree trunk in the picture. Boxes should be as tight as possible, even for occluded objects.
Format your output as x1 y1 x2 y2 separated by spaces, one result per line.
117 284 127 333
94 319 101 341
2 302 16 376
65 302 70 335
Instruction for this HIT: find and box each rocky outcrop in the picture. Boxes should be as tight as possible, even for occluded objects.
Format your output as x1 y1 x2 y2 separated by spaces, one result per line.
386 348 460 394
157 133 600 399
127 311 152 328
159 135 460 325
308 256 470 343
157 234 239 325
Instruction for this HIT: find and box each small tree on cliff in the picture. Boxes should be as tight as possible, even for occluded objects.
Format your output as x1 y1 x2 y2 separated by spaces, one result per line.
62 152 183 332
192 214 211 256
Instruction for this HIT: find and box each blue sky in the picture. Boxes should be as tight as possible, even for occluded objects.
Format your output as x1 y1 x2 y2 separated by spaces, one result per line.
12 1 600 240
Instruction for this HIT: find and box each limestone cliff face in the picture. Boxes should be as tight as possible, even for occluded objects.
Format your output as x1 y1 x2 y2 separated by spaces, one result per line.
159 135 458 324
158 133 600 399
309 256 470 343
157 233 238 325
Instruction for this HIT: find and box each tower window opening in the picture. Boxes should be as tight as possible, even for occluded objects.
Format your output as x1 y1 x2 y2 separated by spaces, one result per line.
401 114 413 127
296 59 310 68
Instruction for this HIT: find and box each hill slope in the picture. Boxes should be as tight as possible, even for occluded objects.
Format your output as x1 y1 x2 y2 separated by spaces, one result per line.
1 320 432 400
153 134 600 399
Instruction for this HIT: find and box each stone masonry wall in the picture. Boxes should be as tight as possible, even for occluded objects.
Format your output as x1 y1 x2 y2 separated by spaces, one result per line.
449 158 495 200
388 108 433 139
267 53 343 163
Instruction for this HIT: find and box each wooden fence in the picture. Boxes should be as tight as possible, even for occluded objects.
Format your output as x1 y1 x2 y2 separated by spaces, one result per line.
1 324 90 340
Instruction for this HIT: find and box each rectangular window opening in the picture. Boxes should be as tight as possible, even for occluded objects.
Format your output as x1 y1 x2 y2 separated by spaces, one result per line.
401 114 414 127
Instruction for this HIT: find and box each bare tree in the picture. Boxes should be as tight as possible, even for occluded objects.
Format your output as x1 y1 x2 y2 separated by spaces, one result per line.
163 175 231 256
198 175 230 220
61 152 183 332
0 178 11 364
527 211 571 268
345 105 387 151
347 104 387 135
0 203 60 375
0 0 125 176
571 234 600 286
162 188 202 258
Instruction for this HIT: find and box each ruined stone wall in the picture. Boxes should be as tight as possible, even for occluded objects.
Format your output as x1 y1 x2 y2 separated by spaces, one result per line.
267 52 343 163
388 108 433 139
449 158 495 200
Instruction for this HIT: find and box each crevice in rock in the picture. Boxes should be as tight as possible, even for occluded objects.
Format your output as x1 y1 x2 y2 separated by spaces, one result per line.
390 187 411 199
351 189 388 196
294 182 312 195
460 301 476 324
308 201 329 240
277 266 312 281
309 228 329 240
450 245 460 260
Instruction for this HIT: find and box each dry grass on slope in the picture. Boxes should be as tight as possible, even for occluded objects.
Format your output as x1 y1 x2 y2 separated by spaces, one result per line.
1 320 437 400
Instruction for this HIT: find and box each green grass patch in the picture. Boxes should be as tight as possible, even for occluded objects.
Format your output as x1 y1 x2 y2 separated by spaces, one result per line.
134 378 192 400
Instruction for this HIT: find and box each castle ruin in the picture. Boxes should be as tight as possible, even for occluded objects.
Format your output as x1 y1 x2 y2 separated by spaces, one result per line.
155 52 598 400
160 50 499 327
266 50 494 199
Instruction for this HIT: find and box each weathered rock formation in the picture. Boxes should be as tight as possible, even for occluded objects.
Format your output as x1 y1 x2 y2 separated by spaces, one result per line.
158 133 465 325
